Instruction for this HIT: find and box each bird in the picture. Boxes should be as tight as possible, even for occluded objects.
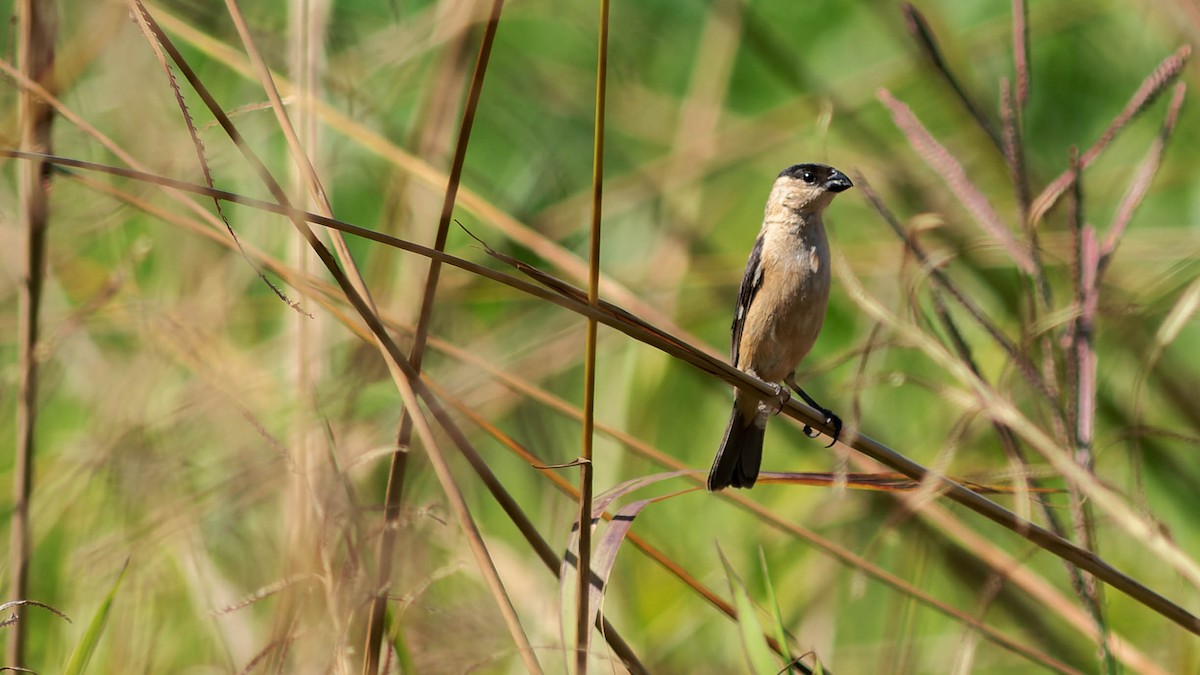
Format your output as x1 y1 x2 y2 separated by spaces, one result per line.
707 163 852 491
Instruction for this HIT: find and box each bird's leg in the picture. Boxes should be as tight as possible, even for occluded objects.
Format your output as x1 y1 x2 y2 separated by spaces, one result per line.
785 373 842 447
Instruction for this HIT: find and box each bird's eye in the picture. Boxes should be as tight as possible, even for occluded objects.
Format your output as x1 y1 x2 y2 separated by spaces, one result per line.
801 171 816 184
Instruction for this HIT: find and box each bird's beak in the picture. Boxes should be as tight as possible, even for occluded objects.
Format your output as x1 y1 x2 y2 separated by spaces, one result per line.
825 170 853 193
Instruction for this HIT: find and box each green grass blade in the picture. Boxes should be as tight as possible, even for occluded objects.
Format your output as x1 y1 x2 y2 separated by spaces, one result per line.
63 560 128 675
718 546 777 674
758 548 794 667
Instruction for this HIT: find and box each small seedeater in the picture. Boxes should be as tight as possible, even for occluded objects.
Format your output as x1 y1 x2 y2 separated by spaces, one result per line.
707 163 853 491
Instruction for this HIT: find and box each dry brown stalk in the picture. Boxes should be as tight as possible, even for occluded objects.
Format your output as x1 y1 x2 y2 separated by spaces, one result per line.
9 0 56 666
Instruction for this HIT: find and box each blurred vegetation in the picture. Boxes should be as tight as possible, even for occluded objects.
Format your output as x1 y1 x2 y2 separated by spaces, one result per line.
1 0 1199 672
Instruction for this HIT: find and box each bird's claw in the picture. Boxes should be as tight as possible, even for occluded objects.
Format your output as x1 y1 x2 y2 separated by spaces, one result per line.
784 376 842 446
803 409 842 447
823 411 843 448
761 383 791 416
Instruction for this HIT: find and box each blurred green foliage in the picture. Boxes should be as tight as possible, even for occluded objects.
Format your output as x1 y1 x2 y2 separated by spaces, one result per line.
0 0 1198 672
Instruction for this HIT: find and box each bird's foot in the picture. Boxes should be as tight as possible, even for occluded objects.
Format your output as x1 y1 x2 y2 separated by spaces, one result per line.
802 408 843 448
759 382 791 416
787 374 842 447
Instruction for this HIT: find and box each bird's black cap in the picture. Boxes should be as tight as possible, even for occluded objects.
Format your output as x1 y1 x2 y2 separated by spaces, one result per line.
779 163 853 193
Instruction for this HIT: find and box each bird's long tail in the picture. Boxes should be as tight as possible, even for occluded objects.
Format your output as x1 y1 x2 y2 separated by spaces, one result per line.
707 402 765 491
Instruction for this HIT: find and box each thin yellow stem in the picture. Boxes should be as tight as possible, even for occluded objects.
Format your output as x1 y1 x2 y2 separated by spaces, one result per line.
576 0 609 672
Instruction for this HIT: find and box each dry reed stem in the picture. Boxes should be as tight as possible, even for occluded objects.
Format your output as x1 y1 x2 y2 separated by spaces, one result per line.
999 71 1058 419
997 87 1055 399
288 2 335 657
1068 156 1097 471
575 0 610 671
8 0 55 666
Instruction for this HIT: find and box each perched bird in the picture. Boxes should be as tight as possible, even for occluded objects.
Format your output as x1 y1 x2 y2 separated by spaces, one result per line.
707 163 852 491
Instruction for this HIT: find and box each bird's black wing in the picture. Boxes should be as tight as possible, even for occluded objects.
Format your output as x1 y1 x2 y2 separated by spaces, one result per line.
730 233 765 365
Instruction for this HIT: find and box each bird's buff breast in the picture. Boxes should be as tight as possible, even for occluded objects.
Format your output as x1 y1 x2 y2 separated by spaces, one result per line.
737 234 831 382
